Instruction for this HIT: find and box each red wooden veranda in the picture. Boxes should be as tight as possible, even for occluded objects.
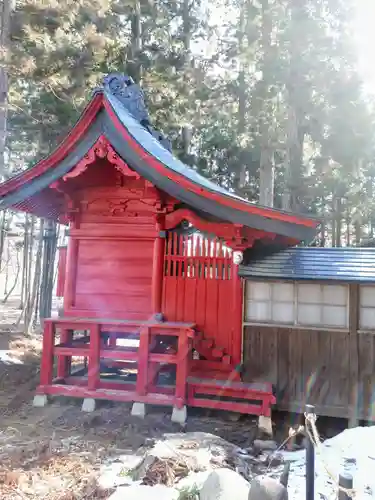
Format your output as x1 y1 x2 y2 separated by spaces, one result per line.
0 74 318 426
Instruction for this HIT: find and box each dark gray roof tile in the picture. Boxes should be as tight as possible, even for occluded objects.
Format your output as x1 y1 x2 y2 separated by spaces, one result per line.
239 247 375 282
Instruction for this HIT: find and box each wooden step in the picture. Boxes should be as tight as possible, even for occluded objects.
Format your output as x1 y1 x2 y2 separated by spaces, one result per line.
211 347 224 359
201 338 214 349
222 355 231 365
187 377 275 416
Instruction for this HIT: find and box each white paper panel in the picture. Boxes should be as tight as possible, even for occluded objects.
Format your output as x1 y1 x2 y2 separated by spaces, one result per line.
272 283 294 302
322 306 347 327
247 282 271 301
272 303 294 323
360 286 375 307
322 285 347 306
297 304 321 325
245 301 270 322
297 284 321 304
359 307 375 329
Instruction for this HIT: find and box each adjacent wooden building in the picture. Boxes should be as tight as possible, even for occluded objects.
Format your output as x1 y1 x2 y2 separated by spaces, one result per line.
240 247 375 423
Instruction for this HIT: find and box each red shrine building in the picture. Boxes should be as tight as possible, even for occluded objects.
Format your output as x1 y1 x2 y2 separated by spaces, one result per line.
0 74 318 426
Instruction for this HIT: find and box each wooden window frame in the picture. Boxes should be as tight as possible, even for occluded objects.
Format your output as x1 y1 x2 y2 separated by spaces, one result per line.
244 279 349 331
358 284 375 332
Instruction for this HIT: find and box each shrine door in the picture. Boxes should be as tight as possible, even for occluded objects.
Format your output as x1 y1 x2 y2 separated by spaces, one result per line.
162 232 236 358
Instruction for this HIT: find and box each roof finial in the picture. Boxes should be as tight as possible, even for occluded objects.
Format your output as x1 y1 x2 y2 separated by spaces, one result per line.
103 73 150 124
102 72 172 152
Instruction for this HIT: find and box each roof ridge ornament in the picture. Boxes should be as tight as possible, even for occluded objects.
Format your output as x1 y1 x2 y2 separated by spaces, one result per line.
102 73 172 152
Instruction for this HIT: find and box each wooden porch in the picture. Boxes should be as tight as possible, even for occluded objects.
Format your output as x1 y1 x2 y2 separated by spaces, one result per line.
36 317 275 421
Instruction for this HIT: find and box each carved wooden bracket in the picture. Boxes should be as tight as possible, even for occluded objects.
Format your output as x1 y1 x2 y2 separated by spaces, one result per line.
164 208 279 250
62 135 140 181
164 208 245 246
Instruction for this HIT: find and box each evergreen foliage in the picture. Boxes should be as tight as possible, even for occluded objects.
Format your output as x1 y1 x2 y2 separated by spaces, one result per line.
4 0 375 246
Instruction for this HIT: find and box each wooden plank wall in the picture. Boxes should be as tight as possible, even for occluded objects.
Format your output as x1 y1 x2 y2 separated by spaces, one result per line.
162 234 235 356
243 283 375 421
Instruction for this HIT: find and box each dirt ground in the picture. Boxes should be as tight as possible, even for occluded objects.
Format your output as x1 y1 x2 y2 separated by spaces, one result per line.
0 298 347 499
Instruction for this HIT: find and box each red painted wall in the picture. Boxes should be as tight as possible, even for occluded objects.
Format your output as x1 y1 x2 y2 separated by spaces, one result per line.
63 163 161 319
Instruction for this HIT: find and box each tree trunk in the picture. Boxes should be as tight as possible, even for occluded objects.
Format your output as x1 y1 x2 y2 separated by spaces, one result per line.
3 237 9 295
23 219 44 334
178 0 194 164
0 209 7 267
354 220 361 246
282 0 306 212
331 215 336 248
26 216 35 319
39 219 58 321
129 0 142 83
320 199 326 246
235 3 247 195
3 247 20 304
258 0 274 207
0 0 10 178
20 215 30 309
334 197 342 247
346 211 351 246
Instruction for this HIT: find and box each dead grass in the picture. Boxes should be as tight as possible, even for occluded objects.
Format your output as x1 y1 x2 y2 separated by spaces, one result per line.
0 299 261 499
0 437 114 499
141 457 191 487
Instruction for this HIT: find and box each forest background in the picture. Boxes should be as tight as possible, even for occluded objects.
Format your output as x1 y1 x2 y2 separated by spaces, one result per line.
0 0 374 329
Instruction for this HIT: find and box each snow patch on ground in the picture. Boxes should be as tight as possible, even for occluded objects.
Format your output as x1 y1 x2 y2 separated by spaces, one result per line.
273 426 375 500
0 350 23 364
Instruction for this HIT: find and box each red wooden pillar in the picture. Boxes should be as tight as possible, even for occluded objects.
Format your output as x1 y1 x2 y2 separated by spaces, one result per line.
151 215 166 316
57 328 72 379
88 324 101 390
136 326 150 396
174 328 190 408
56 246 67 298
40 320 55 387
231 251 244 367
63 221 79 311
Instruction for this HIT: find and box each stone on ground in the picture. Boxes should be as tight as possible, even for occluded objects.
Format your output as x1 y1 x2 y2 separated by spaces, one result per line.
200 468 250 500
258 416 273 436
131 402 146 418
171 405 187 424
33 394 48 407
98 454 144 489
176 470 211 492
253 439 278 452
248 477 288 500
81 397 96 412
108 484 179 500
148 432 251 478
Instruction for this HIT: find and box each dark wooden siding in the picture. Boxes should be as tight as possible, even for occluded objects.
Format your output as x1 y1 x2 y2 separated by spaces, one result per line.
243 282 375 421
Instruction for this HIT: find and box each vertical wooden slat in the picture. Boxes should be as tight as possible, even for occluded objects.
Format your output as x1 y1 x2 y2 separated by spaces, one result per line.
88 324 101 390
175 328 190 408
57 328 72 379
194 236 199 278
212 239 218 279
349 283 360 426
136 327 150 396
40 320 55 386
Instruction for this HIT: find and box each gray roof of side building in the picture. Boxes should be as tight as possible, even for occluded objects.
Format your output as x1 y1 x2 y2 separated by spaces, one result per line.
239 246 375 282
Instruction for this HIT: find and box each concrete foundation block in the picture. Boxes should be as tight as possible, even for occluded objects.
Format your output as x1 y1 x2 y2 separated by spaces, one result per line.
258 415 273 436
171 405 187 425
33 394 49 408
131 402 146 418
82 398 96 413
